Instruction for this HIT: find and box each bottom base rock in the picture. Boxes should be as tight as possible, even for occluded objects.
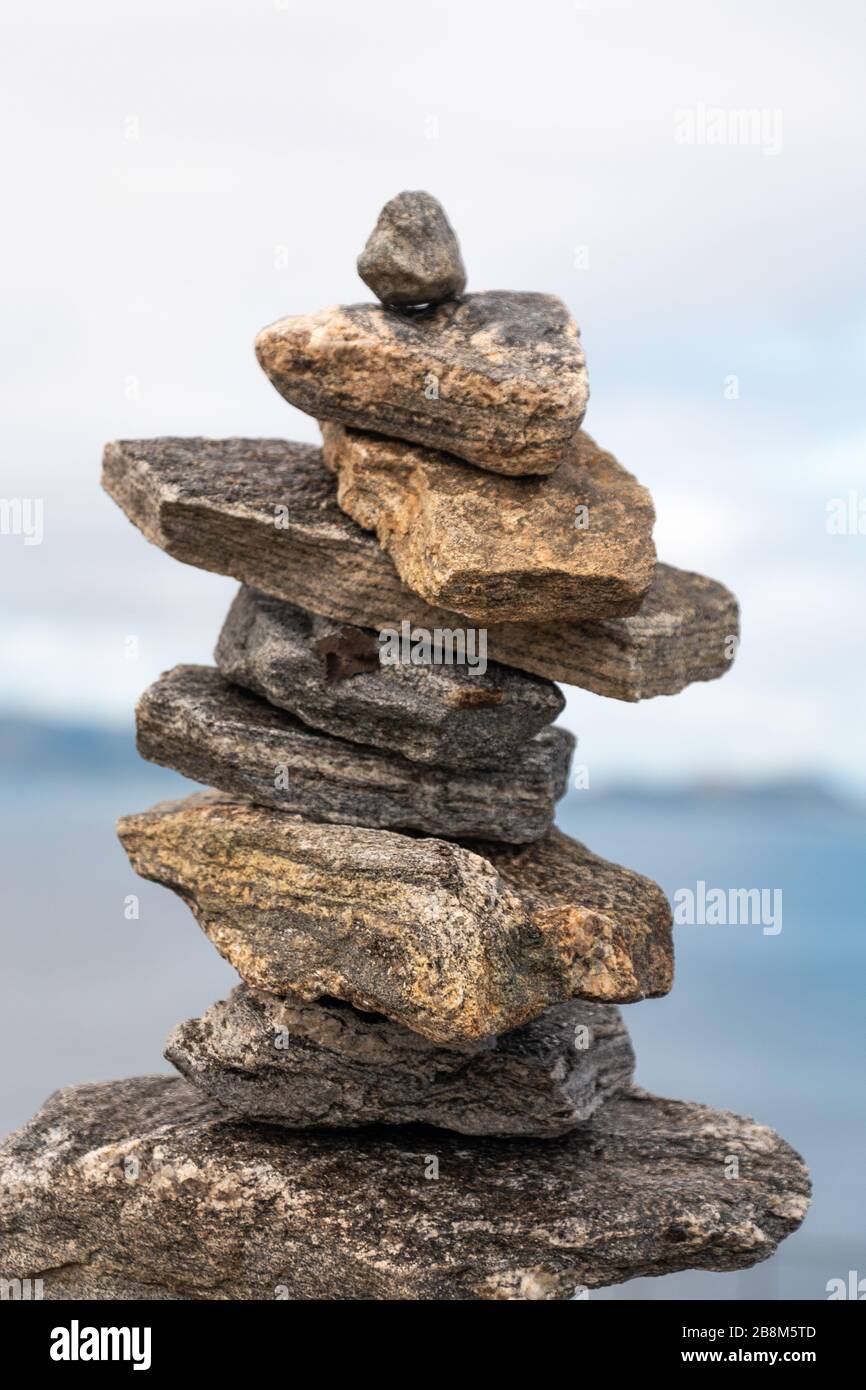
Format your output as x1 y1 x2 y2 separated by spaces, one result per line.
0 1075 809 1301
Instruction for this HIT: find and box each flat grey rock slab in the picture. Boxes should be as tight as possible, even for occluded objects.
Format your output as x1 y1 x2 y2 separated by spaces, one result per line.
166 987 634 1137
255 292 588 476
216 586 565 768
102 437 739 697
136 664 572 843
321 421 656 624
357 190 466 306
117 791 674 1043
0 1076 810 1300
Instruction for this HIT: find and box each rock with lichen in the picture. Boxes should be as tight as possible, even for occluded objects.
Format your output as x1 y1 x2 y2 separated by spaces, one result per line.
117 791 674 1044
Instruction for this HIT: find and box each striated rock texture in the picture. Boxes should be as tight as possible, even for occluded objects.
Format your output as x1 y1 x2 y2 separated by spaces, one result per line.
117 792 673 1043
216 587 565 768
166 988 634 1137
321 422 655 624
102 437 739 696
136 665 571 843
357 190 466 306
0 1075 811 1300
254 292 589 476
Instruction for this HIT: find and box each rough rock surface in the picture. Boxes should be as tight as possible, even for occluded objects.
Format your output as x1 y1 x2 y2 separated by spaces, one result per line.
322 422 655 624
0 1075 811 1300
102 438 739 697
254 292 589 476
117 792 673 1042
216 587 565 767
166 988 634 1136
357 190 466 306
136 665 572 843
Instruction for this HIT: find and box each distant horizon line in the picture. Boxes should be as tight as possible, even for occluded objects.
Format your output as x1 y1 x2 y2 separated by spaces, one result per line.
1 710 863 809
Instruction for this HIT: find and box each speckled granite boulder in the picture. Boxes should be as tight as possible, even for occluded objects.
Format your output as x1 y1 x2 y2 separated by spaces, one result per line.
0 1076 810 1300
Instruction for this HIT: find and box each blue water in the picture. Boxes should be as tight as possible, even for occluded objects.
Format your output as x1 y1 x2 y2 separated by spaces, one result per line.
1 753 863 1301
558 792 866 1300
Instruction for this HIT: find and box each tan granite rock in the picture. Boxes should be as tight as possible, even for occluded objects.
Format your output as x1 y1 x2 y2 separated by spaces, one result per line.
101 437 739 697
117 792 674 1043
255 292 589 475
322 421 656 624
0 1076 810 1300
357 190 466 306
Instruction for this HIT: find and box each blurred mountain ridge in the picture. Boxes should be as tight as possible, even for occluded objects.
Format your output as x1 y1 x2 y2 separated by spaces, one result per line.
1 715 863 820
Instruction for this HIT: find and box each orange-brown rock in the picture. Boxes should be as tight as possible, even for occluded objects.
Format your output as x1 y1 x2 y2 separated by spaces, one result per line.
255 292 589 476
322 422 655 624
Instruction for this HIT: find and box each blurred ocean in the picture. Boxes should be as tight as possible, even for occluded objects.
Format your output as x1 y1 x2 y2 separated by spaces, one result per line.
1 717 863 1302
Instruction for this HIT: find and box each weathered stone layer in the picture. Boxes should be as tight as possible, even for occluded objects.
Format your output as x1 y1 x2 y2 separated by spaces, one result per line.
215 587 565 768
117 792 673 1043
0 1076 810 1300
321 422 656 624
136 665 571 843
101 437 739 697
166 987 634 1136
255 292 588 475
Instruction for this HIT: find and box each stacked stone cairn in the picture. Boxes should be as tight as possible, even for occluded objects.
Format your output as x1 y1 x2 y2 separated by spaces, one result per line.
0 193 809 1300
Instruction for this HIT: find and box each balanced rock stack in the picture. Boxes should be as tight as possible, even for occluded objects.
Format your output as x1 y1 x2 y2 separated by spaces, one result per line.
0 193 809 1301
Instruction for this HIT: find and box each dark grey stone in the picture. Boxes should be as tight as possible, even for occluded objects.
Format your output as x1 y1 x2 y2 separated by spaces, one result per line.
136 665 572 843
357 190 466 306
216 586 565 768
101 436 741 697
166 987 634 1137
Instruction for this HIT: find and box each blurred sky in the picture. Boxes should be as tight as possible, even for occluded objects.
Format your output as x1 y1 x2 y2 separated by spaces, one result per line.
1 0 864 789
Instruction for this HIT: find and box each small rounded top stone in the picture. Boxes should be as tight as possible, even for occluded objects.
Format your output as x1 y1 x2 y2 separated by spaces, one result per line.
358 190 466 306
